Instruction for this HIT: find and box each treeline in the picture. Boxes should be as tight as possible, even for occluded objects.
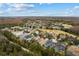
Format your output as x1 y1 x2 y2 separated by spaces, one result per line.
0 23 25 29
61 28 79 36
0 33 33 56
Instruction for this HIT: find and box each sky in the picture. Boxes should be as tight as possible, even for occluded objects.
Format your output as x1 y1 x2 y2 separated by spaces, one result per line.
0 3 79 16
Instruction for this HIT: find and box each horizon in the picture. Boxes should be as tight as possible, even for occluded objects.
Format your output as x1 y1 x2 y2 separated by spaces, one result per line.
0 16 79 17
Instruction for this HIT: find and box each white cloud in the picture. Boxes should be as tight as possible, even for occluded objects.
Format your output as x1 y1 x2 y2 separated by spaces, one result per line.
74 6 79 9
70 6 79 15
6 3 35 12
9 3 34 8
0 11 3 14
0 3 79 16
0 10 5 15
60 6 79 16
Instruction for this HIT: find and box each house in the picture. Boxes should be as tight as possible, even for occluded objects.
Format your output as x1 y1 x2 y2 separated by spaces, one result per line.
11 26 23 30
37 37 46 46
52 39 58 43
44 39 56 48
11 31 24 37
54 43 66 52
1 27 10 31
66 46 79 56
19 33 32 41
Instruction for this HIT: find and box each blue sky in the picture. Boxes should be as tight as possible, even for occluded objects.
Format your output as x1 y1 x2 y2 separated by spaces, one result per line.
0 3 79 16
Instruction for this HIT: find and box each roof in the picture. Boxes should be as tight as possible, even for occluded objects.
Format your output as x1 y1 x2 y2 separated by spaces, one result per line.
66 45 79 56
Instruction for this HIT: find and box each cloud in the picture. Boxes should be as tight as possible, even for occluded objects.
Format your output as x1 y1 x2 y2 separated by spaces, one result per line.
0 11 3 14
6 3 35 12
0 3 79 16
35 5 79 16
74 6 79 9
61 5 79 16
0 3 35 16
9 3 34 8
70 6 79 16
